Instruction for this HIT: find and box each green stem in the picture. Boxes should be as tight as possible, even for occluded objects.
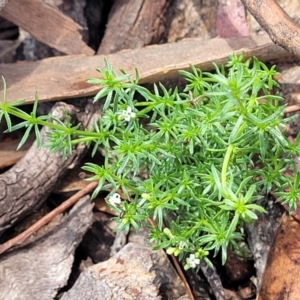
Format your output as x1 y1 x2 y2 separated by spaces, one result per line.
136 103 156 117
71 136 97 145
8 108 65 131
221 144 234 189
234 96 247 116
7 107 108 138
134 101 151 107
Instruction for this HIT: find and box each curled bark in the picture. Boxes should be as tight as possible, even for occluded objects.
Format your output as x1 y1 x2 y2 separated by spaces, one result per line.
2 35 290 104
241 0 300 58
0 101 99 236
0 103 77 235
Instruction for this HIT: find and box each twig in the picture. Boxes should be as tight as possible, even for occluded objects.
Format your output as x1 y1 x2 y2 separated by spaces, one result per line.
0 181 98 256
170 255 195 300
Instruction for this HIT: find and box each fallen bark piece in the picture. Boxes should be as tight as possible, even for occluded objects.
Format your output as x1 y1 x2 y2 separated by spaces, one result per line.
97 0 171 54
0 100 99 236
245 197 284 289
241 0 300 58
0 135 34 169
60 242 187 300
1 34 290 104
0 102 78 236
0 0 6 11
200 261 225 300
0 39 20 63
0 0 93 55
0 181 98 255
0 196 93 300
275 65 300 106
166 0 217 43
257 213 300 299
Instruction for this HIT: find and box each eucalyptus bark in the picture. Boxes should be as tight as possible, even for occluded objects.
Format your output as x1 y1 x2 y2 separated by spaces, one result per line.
241 0 300 58
0 196 93 300
0 0 93 55
97 0 171 54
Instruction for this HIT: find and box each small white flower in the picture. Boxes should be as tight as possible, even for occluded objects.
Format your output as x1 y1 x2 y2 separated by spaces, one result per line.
108 193 121 205
121 106 136 122
186 254 200 268
178 241 186 250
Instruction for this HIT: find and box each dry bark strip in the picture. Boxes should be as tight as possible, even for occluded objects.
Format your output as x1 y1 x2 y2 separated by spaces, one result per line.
0 34 291 104
0 100 100 236
241 0 300 58
257 213 300 300
0 0 94 55
245 197 284 290
0 196 93 300
60 242 187 300
97 0 171 54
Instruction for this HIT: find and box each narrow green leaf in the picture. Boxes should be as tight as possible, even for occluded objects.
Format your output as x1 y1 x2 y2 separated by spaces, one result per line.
17 125 33 150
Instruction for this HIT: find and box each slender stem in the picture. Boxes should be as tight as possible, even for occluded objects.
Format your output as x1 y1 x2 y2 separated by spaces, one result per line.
7 107 104 138
234 96 247 115
136 104 155 117
8 107 66 131
134 101 151 107
221 144 234 189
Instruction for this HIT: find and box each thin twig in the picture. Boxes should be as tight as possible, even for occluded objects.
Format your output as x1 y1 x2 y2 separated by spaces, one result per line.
170 255 195 300
0 181 98 256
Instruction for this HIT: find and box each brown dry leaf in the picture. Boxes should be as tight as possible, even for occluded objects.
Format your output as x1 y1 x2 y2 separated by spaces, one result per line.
54 167 117 216
93 197 117 216
54 167 91 193
0 135 34 169
257 213 300 299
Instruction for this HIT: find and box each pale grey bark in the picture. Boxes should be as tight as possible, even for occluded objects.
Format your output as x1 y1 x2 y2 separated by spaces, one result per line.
0 196 93 300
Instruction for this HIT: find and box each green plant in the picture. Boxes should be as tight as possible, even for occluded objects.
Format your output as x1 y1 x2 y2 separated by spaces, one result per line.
1 54 299 269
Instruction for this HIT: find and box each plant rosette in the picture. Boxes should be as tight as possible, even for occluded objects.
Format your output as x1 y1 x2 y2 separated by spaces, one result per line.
1 54 299 269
